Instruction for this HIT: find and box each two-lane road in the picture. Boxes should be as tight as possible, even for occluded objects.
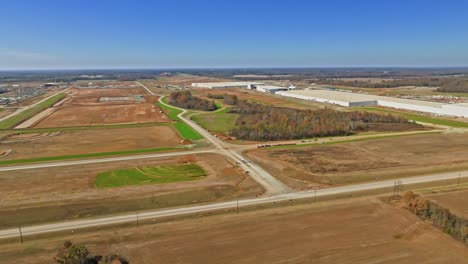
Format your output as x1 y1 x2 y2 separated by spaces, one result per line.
1 170 467 240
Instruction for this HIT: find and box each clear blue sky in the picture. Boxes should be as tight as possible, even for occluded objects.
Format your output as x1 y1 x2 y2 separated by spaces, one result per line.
1 0 468 70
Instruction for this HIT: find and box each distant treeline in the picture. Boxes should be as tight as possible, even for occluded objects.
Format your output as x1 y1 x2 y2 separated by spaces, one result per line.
316 77 468 93
227 99 413 141
169 91 217 111
436 78 468 93
315 78 442 88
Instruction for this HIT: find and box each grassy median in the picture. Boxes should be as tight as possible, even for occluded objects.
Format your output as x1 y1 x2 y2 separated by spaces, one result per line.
0 93 66 129
157 98 203 140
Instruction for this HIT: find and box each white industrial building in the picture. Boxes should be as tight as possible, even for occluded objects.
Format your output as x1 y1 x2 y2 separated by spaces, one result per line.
277 89 468 118
249 84 289 94
191 82 263 89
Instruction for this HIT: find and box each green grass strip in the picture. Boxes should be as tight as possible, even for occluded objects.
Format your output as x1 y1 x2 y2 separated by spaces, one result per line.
0 93 67 129
353 107 468 128
156 98 203 140
0 146 181 166
158 97 183 121
173 122 203 140
95 163 206 188
191 107 237 134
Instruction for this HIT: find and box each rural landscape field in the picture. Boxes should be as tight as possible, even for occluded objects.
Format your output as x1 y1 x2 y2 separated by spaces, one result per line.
0 71 467 263
1 1 468 263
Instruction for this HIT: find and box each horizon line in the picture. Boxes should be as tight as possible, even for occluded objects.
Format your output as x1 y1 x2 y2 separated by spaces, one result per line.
1 66 468 72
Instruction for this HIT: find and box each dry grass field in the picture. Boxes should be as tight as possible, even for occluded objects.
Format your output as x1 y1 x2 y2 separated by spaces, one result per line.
426 189 468 218
0 126 182 160
245 133 468 189
0 153 262 227
33 88 167 128
3 197 468 263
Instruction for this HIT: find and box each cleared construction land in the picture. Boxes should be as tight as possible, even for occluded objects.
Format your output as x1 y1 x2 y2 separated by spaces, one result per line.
0 153 262 227
245 133 468 189
0 126 182 161
34 88 167 128
3 197 468 263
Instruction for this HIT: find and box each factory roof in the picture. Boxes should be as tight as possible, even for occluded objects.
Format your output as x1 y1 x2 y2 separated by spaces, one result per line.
192 82 263 88
283 89 445 108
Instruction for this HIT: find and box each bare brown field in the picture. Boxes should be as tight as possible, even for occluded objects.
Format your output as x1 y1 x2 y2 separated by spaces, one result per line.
192 88 326 110
0 153 262 227
0 126 181 160
34 88 168 127
139 76 233 95
245 133 468 189
426 189 468 218
3 198 468 264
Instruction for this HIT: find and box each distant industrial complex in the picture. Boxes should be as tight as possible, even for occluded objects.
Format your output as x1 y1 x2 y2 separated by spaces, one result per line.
192 81 468 118
192 81 292 94
278 90 468 118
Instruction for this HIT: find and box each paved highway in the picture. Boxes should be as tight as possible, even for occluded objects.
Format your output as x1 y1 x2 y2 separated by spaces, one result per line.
1 170 466 240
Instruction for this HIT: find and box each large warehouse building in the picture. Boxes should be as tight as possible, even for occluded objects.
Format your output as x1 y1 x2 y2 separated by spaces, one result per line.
277 89 468 118
191 82 263 89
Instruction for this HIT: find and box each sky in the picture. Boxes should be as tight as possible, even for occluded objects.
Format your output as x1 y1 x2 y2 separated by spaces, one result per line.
0 0 468 70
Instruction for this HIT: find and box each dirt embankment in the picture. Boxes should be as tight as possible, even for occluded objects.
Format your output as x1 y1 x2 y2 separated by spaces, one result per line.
0 126 181 160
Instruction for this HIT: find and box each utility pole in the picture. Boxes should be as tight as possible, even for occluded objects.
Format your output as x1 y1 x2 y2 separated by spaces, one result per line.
136 212 139 226
236 199 239 215
18 225 23 244
458 172 461 185
395 180 402 195
314 187 317 202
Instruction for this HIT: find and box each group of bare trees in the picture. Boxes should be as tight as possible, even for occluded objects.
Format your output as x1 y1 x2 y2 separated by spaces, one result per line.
228 100 411 141
398 192 468 245
437 78 468 93
54 241 128 264
169 91 217 111
207 93 239 105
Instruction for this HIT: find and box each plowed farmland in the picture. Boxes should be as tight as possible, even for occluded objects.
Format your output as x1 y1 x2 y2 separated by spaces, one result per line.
246 133 468 189
0 126 181 160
